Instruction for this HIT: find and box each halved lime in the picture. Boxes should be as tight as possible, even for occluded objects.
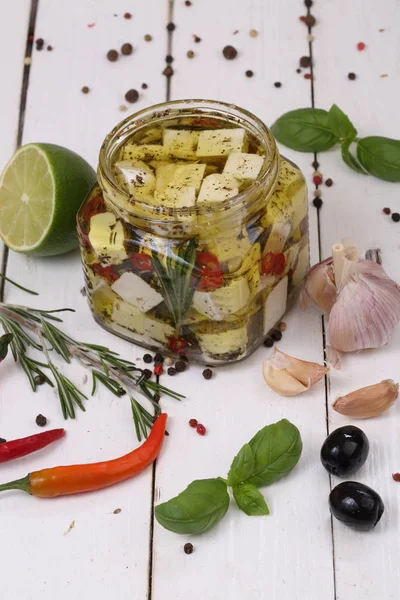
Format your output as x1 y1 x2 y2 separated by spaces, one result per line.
0 143 96 256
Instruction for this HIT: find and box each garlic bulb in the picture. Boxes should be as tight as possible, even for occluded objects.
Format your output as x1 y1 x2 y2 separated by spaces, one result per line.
327 259 400 352
300 257 337 314
333 379 399 418
262 349 328 396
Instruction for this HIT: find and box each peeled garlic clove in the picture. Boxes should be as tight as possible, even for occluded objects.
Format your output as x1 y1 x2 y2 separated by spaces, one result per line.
262 349 328 396
327 260 400 352
333 379 399 418
300 257 337 314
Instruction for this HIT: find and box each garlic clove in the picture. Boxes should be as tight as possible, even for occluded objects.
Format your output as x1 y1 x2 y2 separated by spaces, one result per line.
262 349 328 396
333 379 399 418
300 257 337 314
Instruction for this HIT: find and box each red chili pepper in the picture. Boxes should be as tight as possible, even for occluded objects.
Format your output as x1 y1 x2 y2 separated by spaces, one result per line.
260 252 276 275
130 252 154 272
0 414 167 498
274 253 286 276
169 338 189 354
0 429 65 464
195 251 224 291
91 263 119 283
82 195 106 222
191 118 218 128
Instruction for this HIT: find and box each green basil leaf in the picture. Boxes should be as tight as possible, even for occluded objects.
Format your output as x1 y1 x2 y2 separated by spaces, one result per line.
271 108 339 152
247 419 302 487
155 478 230 535
227 443 255 486
341 139 368 175
357 136 400 182
327 104 357 140
232 483 270 516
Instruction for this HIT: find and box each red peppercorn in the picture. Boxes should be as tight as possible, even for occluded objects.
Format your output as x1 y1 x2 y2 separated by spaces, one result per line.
189 419 198 428
392 473 400 482
154 364 163 376
304 73 313 80
357 42 365 51
124 12 132 19
383 207 391 215
313 174 322 185
196 424 206 436
299 16 306 22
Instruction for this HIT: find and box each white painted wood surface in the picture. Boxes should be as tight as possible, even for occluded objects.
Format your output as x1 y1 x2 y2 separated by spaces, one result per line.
0 1 399 599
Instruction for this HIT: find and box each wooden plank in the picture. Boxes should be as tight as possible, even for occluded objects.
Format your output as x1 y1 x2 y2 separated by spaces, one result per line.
0 0 31 265
312 2 400 598
1 1 169 599
151 2 334 599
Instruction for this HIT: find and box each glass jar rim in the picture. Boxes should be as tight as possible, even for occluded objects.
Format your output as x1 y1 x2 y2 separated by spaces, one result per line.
98 99 279 222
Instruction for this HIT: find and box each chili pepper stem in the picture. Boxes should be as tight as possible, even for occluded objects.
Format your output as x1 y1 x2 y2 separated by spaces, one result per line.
0 474 30 494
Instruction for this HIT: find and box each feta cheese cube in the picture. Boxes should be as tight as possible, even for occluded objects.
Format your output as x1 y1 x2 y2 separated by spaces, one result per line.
197 174 239 204
112 299 145 334
197 325 248 359
172 164 206 192
223 152 264 182
196 128 247 157
193 277 250 320
143 316 175 343
89 212 128 263
114 160 156 196
155 164 179 192
292 243 309 289
206 228 251 272
264 220 291 254
163 129 200 159
263 277 288 335
111 272 163 313
120 144 167 162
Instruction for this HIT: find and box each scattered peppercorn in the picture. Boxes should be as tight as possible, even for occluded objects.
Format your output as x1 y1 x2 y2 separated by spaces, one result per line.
300 56 311 68
167 22 176 32
124 12 132 19
304 0 313 6
113 508 122 514
303 14 316 27
144 34 153 42
164 357 173 366
141 83 148 89
163 66 174 77
47 45 53 51
313 197 323 208
392 473 400 482
193 35 201 43
0 438 6 444
279 322 287 332
274 81 282 88
348 72 356 80
143 353 153 364
185 0 192 5
154 353 164 364
36 414 47 427
121 43 133 55
81 86 90 94
202 368 213 380
304 73 313 80
24 56 32 66
166 54 174 63
313 172 322 185
167 367 177 376
263 337 274 348
222 45 237 60
125 89 139 103
245 70 254 77
271 330 282 342
357 42 366 51
107 49 119 62
34 374 46 386
312 159 319 169
196 424 206 436
299 16 306 22
296 68 302 73
175 360 187 372
184 542 194 554
391 213 400 223
189 419 198 428
143 369 152 380
383 207 391 215
325 178 333 187
154 364 164 376
35 38 44 50
187 50 195 58
153 393 161 403
119 105 128 112
249 29 258 37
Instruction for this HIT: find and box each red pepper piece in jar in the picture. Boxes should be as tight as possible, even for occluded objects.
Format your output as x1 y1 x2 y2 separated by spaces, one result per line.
260 252 276 275
0 429 65 464
130 252 154 272
273 253 286 275
82 195 106 222
0 414 167 498
169 337 189 354
195 251 224 291
91 263 119 283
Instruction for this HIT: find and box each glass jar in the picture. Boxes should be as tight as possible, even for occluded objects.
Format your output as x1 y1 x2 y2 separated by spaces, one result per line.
77 100 308 365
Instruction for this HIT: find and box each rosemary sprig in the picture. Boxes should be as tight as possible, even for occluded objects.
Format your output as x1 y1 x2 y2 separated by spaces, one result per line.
152 238 199 332
0 302 184 440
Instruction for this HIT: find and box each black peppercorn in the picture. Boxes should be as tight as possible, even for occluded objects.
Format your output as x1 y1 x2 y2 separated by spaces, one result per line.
125 89 139 103
167 367 177 376
312 159 319 169
187 50 195 58
202 368 213 380
144 34 153 42
296 68 302 73
300 56 311 68
154 353 164 364
143 369 152 380
81 86 90 94
245 70 254 77
34 374 46 386
167 22 176 32
175 360 187 372
107 49 119 62
391 212 400 222
304 0 313 6
274 81 282 88
222 45 237 60
121 43 133 56
313 197 323 208
271 330 282 342
36 414 47 427
193 35 201 43
47 45 53 51
348 72 356 80
35 38 44 50
184 543 194 554
143 353 153 364
325 178 333 187
153 393 161 403
166 55 174 63
141 83 148 89
383 207 391 215
304 14 316 27
163 66 174 77
263 337 274 348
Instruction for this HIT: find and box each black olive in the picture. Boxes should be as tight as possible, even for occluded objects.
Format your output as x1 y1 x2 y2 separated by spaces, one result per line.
329 481 384 531
320 425 369 476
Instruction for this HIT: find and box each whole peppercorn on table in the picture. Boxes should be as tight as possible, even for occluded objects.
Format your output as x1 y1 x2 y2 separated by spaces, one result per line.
1 1 400 599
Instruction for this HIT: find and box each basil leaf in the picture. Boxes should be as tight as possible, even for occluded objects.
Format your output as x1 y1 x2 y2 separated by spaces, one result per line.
357 136 400 182
247 419 302 487
227 443 255 486
327 104 357 140
155 478 230 534
232 483 270 516
341 139 368 175
271 108 339 152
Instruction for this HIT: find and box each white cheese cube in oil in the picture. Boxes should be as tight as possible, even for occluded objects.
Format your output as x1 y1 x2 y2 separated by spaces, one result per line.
144 316 175 344
193 277 250 320
197 174 239 204
88 212 128 263
114 160 156 196
120 144 167 163
112 299 145 334
197 326 248 360
292 243 310 289
163 129 200 159
111 272 163 313
223 152 264 182
196 128 247 157
263 276 288 335
264 220 291 254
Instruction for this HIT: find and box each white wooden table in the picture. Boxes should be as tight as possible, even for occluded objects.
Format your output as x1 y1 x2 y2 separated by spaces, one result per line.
1 1 400 598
